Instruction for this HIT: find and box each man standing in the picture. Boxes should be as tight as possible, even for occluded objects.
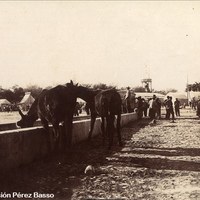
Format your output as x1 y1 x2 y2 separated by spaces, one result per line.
142 98 149 117
125 86 131 113
149 95 158 119
137 96 143 120
164 96 170 119
174 98 180 116
156 98 162 119
164 96 175 122
169 97 175 122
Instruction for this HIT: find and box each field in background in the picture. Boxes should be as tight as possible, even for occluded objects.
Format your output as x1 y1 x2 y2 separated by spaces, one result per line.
0 111 88 125
0 111 22 124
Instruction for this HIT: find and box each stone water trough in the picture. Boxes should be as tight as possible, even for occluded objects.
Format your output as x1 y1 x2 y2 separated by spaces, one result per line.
0 113 137 172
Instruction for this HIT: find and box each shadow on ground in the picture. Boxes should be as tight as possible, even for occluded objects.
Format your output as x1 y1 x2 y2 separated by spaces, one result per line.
0 118 151 200
107 153 200 172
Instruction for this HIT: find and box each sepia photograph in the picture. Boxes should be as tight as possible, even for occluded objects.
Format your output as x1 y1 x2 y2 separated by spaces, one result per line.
0 1 200 199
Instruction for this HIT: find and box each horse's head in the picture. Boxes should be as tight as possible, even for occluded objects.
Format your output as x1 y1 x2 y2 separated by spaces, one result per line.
16 109 35 128
66 80 78 88
65 80 80 98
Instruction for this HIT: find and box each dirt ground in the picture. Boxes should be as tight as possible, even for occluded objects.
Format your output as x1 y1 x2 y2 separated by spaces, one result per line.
1 108 200 200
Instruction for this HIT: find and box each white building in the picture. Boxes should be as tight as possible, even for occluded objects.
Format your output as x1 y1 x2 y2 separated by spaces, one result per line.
19 92 35 111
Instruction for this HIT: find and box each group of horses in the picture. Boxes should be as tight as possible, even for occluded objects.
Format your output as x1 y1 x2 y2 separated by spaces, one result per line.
17 81 123 152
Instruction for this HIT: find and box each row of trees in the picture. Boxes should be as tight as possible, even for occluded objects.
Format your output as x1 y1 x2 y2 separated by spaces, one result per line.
187 82 200 92
0 85 43 103
0 82 181 104
80 84 178 95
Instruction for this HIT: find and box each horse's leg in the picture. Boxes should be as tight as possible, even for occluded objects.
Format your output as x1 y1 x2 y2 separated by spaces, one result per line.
117 113 122 146
53 123 60 153
88 111 97 141
60 122 67 152
64 112 74 150
101 117 105 145
40 118 51 154
107 115 115 150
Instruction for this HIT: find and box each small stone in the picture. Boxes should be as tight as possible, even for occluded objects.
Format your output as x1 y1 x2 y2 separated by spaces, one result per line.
84 165 95 175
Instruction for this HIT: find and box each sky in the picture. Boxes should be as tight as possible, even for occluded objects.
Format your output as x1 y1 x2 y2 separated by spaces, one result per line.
0 1 200 92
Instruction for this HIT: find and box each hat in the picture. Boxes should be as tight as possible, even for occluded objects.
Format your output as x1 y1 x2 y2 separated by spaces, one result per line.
127 86 130 90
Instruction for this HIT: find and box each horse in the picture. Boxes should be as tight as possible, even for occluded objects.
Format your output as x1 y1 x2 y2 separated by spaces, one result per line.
17 81 78 153
72 85 100 140
74 85 122 149
94 89 122 149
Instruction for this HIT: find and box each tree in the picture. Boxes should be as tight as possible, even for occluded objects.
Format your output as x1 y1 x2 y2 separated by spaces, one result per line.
0 89 15 103
153 90 167 95
12 86 25 102
166 88 178 93
153 88 177 95
24 85 43 99
132 86 146 92
92 83 116 90
186 82 200 92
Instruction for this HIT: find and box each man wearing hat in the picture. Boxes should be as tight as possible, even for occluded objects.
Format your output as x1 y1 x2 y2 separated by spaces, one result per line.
149 94 158 119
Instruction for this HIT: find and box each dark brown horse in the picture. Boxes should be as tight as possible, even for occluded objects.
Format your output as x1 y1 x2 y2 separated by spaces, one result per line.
74 86 122 149
17 81 78 152
94 89 122 149
72 85 100 140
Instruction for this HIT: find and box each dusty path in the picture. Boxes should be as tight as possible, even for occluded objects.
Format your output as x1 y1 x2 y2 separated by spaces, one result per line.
1 108 200 200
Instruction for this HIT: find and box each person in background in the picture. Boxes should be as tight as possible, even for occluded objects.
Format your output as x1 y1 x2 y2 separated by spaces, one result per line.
164 96 170 119
191 97 197 110
169 96 175 122
137 96 143 120
149 95 158 119
84 102 90 115
125 86 131 113
142 98 149 117
174 98 180 116
156 97 162 119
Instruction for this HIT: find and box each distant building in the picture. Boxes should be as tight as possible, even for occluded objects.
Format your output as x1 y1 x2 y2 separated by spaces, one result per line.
18 92 35 111
0 99 11 111
141 78 152 92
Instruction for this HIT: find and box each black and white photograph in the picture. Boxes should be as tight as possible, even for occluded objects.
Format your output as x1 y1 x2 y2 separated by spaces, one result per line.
0 1 200 200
